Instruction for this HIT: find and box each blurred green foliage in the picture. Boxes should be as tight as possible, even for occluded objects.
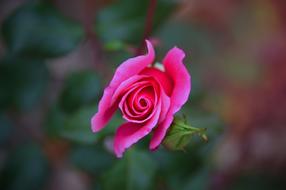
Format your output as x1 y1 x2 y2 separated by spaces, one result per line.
59 71 101 113
0 144 49 190
103 149 157 190
45 104 102 144
0 0 285 190
70 144 115 175
0 57 49 111
95 0 177 43
0 114 13 145
2 1 84 58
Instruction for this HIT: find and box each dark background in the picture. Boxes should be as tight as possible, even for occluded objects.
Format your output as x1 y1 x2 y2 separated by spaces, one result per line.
0 0 286 189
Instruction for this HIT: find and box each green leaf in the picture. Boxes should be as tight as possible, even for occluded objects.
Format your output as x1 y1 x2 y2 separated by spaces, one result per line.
70 145 114 175
60 71 101 113
95 0 178 43
0 57 49 111
0 144 49 190
44 105 67 139
0 114 13 145
182 168 210 190
45 103 122 142
1 1 84 58
232 173 285 190
98 111 123 138
61 105 98 144
104 40 126 51
103 149 157 190
155 20 215 59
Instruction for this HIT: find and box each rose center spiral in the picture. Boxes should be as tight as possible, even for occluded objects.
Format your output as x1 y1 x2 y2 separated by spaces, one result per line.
119 79 158 123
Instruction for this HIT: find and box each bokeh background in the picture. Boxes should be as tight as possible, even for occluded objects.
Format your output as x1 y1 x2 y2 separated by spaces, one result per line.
0 0 286 189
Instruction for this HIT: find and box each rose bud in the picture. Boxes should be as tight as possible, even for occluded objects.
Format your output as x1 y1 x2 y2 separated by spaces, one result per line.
91 40 191 157
163 116 208 151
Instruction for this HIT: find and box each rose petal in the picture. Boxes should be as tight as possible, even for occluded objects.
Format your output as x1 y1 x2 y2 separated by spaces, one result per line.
150 47 191 150
91 40 155 132
114 100 161 158
132 88 151 113
140 67 173 96
163 47 191 113
119 84 156 123
110 40 155 88
148 76 171 123
130 85 154 115
158 88 171 123
111 75 145 105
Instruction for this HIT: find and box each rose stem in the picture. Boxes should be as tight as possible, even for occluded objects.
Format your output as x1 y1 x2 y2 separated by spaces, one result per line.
136 0 157 56
82 0 111 79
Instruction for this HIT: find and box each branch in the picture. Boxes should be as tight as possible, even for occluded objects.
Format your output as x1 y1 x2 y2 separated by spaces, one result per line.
136 0 157 55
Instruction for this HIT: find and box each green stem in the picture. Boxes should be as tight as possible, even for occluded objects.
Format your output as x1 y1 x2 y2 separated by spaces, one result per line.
176 122 206 132
136 0 157 55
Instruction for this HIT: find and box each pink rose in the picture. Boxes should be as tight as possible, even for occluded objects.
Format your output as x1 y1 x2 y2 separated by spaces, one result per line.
91 40 191 157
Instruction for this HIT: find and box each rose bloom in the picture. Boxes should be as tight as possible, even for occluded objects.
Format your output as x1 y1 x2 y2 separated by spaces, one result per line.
91 40 191 157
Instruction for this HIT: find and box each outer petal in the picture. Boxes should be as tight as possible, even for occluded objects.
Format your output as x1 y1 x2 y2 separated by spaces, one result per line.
111 75 146 105
158 88 170 123
149 76 171 123
114 100 161 158
140 67 173 96
91 40 155 132
150 47 191 149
